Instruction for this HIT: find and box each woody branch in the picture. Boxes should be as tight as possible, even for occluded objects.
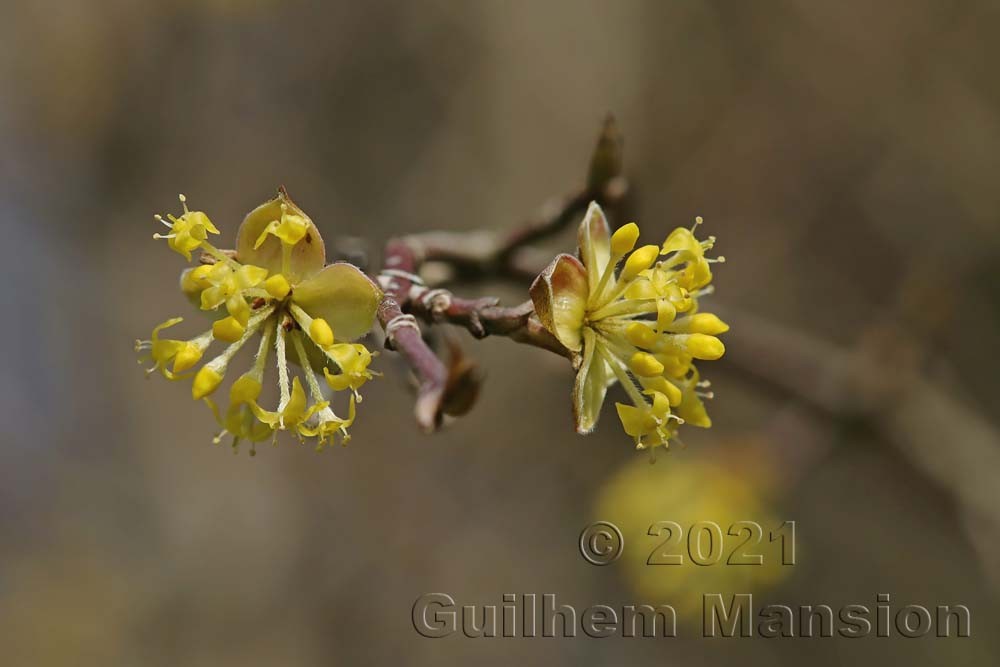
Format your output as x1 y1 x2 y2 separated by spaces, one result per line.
376 117 628 432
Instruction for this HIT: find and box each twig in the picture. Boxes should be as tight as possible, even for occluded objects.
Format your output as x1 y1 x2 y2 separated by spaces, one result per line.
403 176 628 286
374 117 625 431
720 304 1000 588
407 290 571 359
399 116 628 286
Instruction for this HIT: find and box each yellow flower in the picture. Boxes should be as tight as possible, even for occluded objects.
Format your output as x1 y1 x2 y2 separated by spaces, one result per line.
529 203 727 450
152 194 220 261
134 317 212 380
322 344 377 399
204 342 274 455
594 451 789 618
137 190 384 453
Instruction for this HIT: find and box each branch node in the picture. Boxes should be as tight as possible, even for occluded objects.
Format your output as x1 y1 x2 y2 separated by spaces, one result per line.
420 288 454 319
384 313 421 342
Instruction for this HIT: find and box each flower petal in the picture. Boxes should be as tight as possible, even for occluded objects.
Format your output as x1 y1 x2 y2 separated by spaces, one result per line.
292 263 382 342
577 201 611 289
572 329 614 434
676 392 712 428
235 190 326 283
529 253 588 352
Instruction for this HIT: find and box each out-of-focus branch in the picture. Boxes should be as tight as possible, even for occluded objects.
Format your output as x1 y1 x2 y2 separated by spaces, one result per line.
722 303 1000 588
400 116 629 287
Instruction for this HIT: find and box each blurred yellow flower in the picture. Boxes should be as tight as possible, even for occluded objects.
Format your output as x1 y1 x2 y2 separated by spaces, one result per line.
530 203 727 450
594 451 790 619
136 190 383 453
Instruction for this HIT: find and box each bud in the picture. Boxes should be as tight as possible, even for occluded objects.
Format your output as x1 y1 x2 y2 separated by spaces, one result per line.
629 352 665 377
192 366 224 400
587 115 624 190
611 222 640 256
212 316 245 343
309 318 335 348
622 245 659 281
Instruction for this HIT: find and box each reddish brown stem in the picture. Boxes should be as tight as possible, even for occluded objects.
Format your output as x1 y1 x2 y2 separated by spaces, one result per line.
375 117 625 431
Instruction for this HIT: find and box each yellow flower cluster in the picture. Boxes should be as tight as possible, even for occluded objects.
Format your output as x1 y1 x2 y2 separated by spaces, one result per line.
530 203 727 450
136 191 383 454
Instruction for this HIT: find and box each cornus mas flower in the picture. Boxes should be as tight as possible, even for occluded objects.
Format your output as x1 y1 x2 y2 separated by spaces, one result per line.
530 203 728 451
135 190 382 454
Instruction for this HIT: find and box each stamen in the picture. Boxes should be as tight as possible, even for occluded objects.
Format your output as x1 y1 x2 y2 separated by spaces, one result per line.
192 305 275 400
596 343 647 407
592 223 640 310
589 258 620 310
596 331 654 380
590 297 657 321
691 285 715 298
288 303 333 348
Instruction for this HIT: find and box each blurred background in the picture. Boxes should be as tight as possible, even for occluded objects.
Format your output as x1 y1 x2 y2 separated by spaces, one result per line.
2 0 999 664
